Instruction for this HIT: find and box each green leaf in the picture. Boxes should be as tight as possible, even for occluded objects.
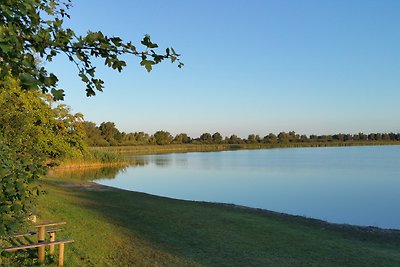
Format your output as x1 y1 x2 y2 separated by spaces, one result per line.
153 55 164 64
19 73 39 90
141 35 150 46
141 35 158 49
51 88 65 101
114 60 126 72
140 59 155 72
110 37 122 46
86 86 96 97
49 0 56 9
45 73 58 86
93 79 104 91
76 51 83 61
87 67 96 77
0 43 12 53
79 72 89 83
171 56 176 63
19 72 36 83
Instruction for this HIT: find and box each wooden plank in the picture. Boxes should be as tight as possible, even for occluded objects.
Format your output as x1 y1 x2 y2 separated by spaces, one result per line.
23 236 35 245
58 242 65 267
9 239 23 247
7 236 34 247
49 232 56 255
12 231 36 238
47 228 61 233
38 226 46 264
11 228 61 238
33 221 66 228
3 239 74 252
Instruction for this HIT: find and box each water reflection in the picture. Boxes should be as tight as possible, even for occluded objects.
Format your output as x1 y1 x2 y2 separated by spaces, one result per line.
48 157 149 181
48 166 126 181
128 154 189 168
154 157 171 167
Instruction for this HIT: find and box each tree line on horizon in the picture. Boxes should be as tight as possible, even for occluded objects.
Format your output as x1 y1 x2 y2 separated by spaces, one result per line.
82 121 400 147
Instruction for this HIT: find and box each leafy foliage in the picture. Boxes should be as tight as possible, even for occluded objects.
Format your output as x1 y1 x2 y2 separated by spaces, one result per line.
0 0 183 245
98 122 122 146
0 0 183 100
153 130 173 145
0 78 86 161
83 121 109 146
0 78 87 239
0 142 44 238
82 121 400 147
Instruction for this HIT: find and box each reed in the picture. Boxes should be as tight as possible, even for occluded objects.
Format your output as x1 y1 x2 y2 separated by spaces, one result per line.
57 148 128 169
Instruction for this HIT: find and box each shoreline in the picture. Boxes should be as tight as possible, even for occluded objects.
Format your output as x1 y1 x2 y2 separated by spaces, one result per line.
98 180 400 233
53 142 400 170
53 171 400 234
38 143 400 265
50 161 130 170
91 141 400 155
52 143 400 232
38 173 400 266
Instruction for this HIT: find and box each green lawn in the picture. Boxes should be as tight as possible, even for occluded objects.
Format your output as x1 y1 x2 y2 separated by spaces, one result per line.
34 175 400 267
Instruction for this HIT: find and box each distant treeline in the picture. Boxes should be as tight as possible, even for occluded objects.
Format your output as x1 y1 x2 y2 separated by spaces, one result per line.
82 121 400 147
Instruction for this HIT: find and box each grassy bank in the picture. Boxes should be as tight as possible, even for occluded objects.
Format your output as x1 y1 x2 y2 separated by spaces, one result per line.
56 142 400 169
34 174 400 266
91 141 400 155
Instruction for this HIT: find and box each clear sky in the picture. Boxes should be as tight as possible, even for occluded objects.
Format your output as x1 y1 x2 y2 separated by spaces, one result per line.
48 0 400 138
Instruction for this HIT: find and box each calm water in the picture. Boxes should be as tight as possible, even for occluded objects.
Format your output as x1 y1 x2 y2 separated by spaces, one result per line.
96 146 400 229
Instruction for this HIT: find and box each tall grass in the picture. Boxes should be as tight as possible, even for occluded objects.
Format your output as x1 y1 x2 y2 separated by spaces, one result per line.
57 148 128 169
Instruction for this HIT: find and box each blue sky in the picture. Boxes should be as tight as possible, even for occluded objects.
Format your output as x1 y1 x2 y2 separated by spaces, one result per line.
48 0 400 138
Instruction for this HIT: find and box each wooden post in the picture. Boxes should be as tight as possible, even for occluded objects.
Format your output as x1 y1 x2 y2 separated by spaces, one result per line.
37 226 46 264
58 243 65 267
49 231 56 255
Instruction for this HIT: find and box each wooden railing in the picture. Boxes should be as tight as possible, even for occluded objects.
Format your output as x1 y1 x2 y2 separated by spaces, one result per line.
2 221 74 266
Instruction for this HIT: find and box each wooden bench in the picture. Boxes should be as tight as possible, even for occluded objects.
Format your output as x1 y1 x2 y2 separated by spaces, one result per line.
2 221 74 267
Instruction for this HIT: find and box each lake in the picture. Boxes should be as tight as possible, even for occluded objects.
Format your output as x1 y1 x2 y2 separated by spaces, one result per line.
95 145 400 229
